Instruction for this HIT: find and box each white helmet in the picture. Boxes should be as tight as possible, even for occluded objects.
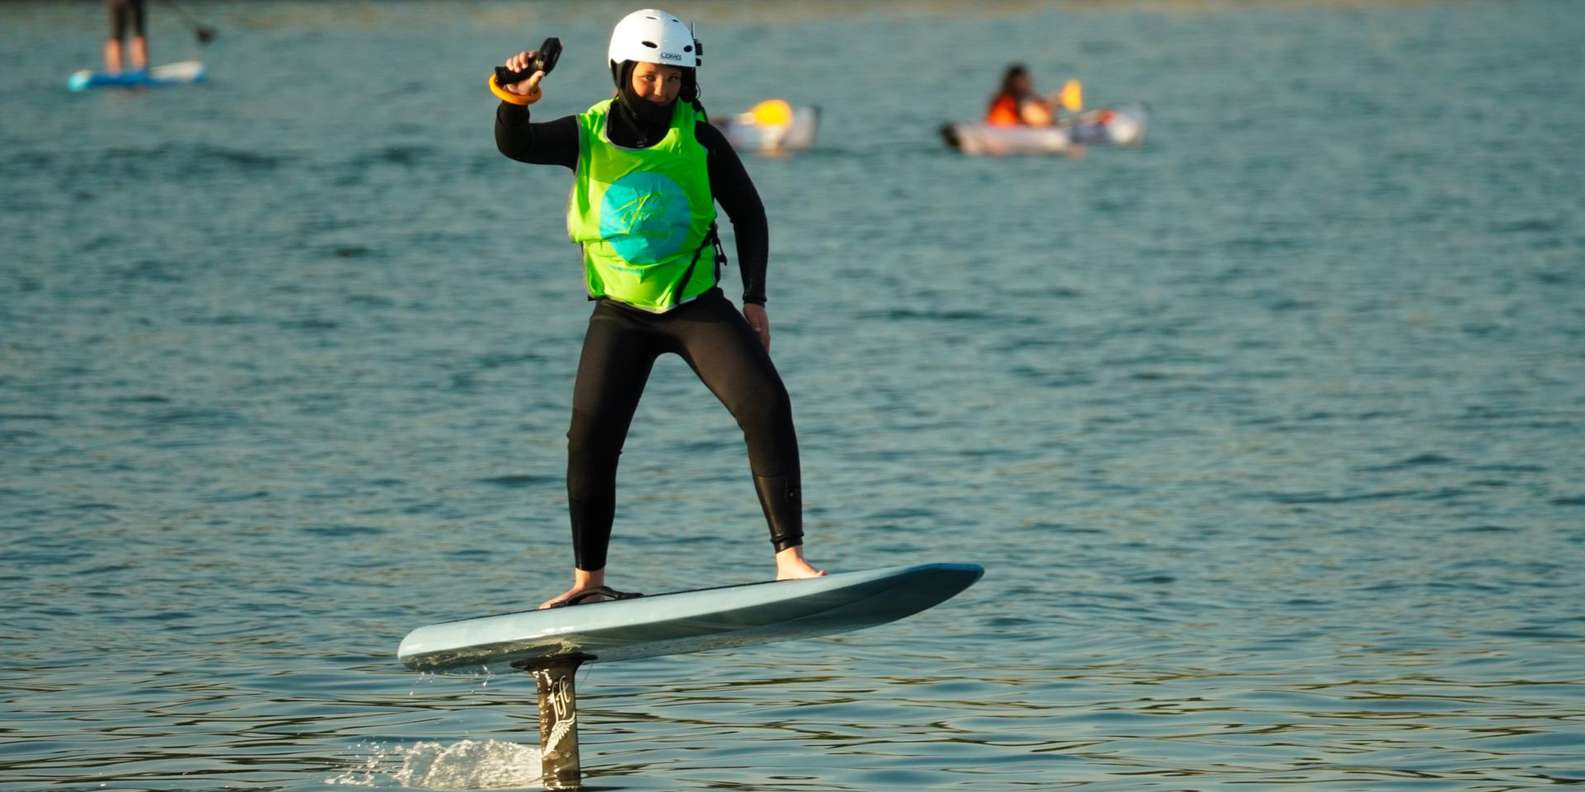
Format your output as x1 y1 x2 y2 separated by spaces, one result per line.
608 9 701 69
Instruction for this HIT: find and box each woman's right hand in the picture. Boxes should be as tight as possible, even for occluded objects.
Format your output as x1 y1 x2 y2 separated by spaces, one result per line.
500 50 546 104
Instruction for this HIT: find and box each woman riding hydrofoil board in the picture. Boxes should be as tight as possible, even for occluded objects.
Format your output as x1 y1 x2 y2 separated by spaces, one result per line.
491 9 825 609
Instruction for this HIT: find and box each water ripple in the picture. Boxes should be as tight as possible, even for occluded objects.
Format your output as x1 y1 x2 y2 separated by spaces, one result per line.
4 2 1584 790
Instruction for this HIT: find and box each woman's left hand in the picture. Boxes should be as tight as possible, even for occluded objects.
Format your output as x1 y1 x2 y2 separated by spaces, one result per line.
743 303 771 352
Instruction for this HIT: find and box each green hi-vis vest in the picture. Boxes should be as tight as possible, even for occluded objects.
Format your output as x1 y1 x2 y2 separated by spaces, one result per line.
567 98 718 313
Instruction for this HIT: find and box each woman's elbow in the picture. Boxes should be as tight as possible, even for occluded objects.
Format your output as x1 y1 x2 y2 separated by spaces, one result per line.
495 133 531 162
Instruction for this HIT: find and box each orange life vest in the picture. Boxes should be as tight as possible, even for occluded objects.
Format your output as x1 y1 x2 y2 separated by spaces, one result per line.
985 94 1022 126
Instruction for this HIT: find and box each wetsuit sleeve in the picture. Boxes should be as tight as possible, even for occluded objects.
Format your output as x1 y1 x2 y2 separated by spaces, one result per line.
696 122 769 306
495 103 579 169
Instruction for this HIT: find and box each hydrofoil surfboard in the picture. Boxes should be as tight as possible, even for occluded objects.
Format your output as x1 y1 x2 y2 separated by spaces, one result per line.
398 562 981 789
400 562 983 673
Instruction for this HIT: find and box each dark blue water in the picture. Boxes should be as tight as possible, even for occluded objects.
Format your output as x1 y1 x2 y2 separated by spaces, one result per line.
4 1 1584 789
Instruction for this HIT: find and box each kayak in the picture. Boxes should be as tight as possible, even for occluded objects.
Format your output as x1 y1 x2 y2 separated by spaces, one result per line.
942 122 1073 156
713 99 819 154
67 61 206 92
942 103 1147 155
1068 105 1148 146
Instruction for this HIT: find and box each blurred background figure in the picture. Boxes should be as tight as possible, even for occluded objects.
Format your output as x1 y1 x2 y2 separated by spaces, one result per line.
103 0 148 73
984 64 1053 127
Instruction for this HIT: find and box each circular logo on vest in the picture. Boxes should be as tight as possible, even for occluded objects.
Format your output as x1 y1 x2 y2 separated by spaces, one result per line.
599 172 691 265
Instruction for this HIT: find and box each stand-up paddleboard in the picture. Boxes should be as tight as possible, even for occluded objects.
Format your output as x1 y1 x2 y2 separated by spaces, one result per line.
400 562 983 673
401 562 982 789
67 61 206 92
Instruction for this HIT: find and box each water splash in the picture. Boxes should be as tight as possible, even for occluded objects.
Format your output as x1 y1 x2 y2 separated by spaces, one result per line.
327 740 542 790
325 742 391 787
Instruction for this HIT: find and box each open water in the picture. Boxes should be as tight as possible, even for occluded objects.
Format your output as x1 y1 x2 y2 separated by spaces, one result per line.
4 1 1584 789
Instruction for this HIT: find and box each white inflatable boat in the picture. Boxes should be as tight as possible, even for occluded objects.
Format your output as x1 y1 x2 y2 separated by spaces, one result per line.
713 99 819 154
942 104 1147 156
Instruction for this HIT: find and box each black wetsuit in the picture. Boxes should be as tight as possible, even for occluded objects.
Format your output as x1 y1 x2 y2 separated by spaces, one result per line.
107 0 146 41
496 97 802 571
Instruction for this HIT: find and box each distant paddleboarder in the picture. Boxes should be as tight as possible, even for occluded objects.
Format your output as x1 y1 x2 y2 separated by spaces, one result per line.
103 0 149 74
491 8 825 609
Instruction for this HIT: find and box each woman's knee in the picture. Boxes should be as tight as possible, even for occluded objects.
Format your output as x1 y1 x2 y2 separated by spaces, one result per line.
727 380 792 433
566 409 626 471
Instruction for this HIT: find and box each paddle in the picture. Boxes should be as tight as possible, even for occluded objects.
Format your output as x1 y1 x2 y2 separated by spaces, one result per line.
158 0 217 45
1057 78 1083 116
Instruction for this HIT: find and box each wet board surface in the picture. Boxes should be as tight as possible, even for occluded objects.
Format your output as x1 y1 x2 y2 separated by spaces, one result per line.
68 61 206 92
399 562 984 673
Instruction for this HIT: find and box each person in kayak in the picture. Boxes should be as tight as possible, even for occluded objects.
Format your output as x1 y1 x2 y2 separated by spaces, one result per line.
984 64 1054 127
492 8 825 609
103 0 148 74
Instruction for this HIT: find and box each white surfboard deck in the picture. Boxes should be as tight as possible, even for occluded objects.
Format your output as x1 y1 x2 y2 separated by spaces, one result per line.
399 562 983 673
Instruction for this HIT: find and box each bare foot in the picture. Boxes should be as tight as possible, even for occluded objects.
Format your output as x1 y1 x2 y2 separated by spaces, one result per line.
538 568 606 609
775 545 827 580
538 585 595 609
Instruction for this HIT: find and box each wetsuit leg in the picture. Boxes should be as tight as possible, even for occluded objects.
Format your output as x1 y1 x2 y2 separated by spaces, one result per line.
566 301 661 571
667 290 803 551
